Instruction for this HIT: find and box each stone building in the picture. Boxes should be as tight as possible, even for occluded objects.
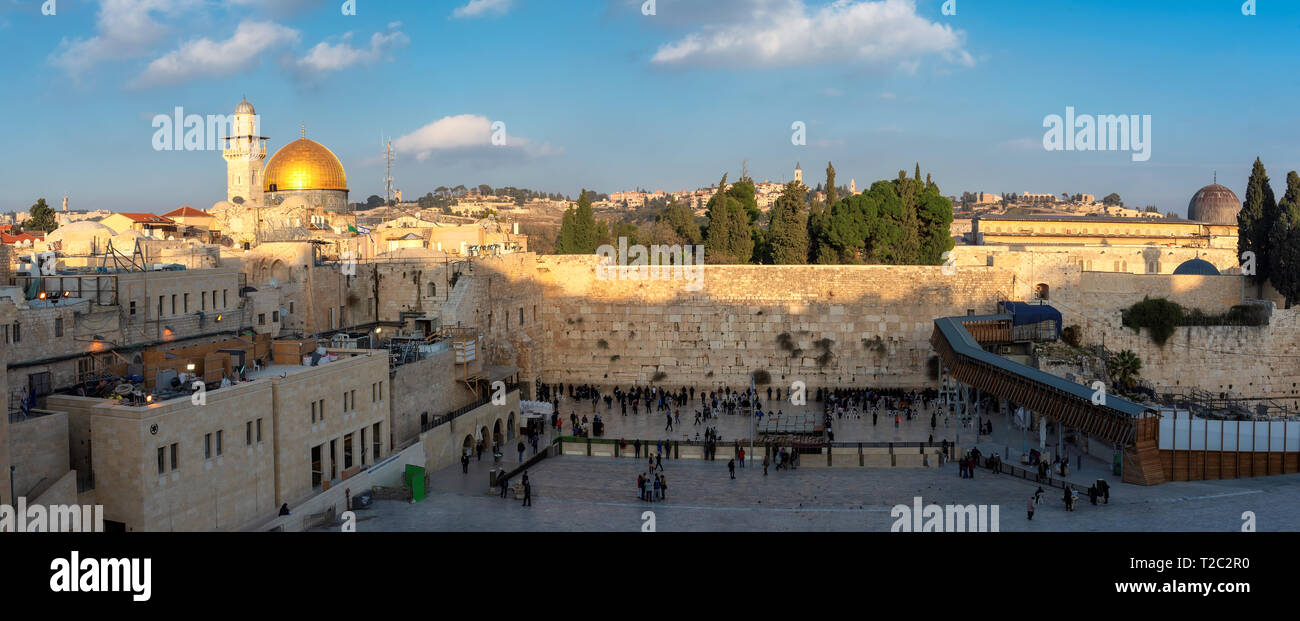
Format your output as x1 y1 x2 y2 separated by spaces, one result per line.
45 347 389 531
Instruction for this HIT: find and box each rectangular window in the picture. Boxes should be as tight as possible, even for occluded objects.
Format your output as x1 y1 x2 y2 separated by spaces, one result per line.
54 317 63 338
157 447 166 475
289 302 294 314
351 390 356 412
379 381 384 401
372 382 377 403
12 322 19 344
246 421 253 446
312 401 318 423
159 296 164 317
318 400 325 421
170 443 179 470
373 422 382 461
258 313 266 326
223 290 228 308
519 307 524 325
130 301 137 317
256 418 263 443
360 428 367 465
204 433 212 460
201 292 207 311
183 293 189 313
27 372 50 397
171 294 176 315
216 430 223 456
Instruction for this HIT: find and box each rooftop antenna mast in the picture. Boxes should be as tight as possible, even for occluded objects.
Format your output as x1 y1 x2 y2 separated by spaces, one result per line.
383 134 396 207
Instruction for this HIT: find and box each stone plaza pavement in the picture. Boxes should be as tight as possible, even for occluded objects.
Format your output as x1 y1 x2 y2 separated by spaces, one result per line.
345 453 1300 532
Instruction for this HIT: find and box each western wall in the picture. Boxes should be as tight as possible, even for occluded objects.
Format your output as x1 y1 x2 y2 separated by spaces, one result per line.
442 252 1300 414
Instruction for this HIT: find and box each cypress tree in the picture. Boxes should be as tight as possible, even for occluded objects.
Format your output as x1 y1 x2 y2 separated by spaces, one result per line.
1240 158 1279 296
825 162 837 208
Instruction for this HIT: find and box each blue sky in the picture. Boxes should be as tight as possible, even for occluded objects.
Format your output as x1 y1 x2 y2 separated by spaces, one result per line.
1 0 1297 216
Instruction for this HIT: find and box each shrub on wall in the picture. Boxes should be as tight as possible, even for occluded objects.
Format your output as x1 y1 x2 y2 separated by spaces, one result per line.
1122 297 1184 346
1061 325 1082 347
1125 298 1269 346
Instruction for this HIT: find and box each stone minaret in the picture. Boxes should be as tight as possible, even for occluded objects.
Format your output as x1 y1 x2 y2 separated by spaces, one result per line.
223 97 267 206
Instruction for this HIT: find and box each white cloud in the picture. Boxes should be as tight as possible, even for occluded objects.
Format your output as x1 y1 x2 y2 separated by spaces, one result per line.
50 0 202 79
650 0 974 72
452 0 513 19
393 114 559 162
296 27 409 76
132 20 300 88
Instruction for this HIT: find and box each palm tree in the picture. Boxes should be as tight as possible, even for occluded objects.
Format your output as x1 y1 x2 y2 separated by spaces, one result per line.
1109 350 1142 391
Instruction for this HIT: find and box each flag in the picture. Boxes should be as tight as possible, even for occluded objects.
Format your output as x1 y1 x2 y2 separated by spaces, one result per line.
348 225 358 233
357 225 372 235
19 387 33 418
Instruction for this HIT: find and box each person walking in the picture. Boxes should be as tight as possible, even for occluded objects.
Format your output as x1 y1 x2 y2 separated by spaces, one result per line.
738 448 746 468
762 454 769 476
728 458 736 479
461 452 470 474
517 439 525 463
634 439 641 458
660 474 668 500
521 472 532 507
1026 496 1035 520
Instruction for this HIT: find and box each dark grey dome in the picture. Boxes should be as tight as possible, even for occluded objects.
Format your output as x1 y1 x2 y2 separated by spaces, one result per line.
1173 258 1220 276
1187 184 1241 225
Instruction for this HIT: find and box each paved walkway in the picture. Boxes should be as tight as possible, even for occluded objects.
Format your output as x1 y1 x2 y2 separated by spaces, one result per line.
338 454 1300 532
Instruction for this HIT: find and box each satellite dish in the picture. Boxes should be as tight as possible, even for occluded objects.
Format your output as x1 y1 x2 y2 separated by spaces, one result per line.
232 196 245 205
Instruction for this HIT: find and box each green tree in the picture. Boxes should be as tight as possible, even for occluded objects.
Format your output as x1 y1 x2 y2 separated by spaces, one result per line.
556 206 578 253
23 198 58 233
704 174 736 263
725 176 757 263
657 200 702 245
766 181 810 264
1239 157 1279 296
1102 193 1123 206
824 162 837 208
1268 171 1300 307
1109 350 1143 391
555 190 600 254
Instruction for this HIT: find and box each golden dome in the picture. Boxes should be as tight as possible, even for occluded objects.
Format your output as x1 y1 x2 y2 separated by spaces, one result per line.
263 137 349 193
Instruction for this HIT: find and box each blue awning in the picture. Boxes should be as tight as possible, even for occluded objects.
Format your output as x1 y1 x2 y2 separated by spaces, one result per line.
998 301 1063 327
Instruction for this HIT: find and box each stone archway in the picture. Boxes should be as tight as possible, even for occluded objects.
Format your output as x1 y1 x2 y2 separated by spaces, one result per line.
493 419 503 446
1034 283 1050 301
506 412 516 440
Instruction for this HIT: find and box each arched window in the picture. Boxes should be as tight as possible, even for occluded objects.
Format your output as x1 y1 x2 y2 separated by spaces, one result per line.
1034 283 1050 300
